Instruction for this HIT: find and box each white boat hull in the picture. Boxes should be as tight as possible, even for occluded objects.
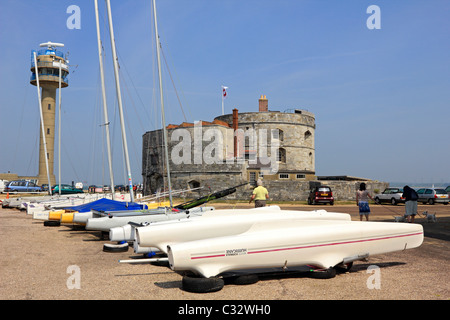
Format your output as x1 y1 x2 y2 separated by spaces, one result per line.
85 206 215 232
167 220 424 278
135 207 351 254
32 211 50 221
71 201 172 224
26 194 109 215
109 206 216 242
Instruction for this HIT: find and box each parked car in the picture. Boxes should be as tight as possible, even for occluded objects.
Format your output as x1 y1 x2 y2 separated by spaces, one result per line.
114 185 126 192
88 185 104 193
0 179 9 193
51 184 84 195
4 180 42 193
374 187 405 205
446 186 450 196
307 186 334 205
416 188 449 205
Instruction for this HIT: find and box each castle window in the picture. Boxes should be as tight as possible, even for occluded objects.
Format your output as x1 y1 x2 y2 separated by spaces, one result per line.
249 172 256 184
279 173 289 179
188 180 200 190
277 148 286 163
272 129 284 141
304 130 311 139
150 154 158 165
296 174 305 179
272 129 283 141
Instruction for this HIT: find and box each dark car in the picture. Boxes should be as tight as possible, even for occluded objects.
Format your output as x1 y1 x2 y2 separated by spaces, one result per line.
307 186 334 205
51 184 84 195
4 180 42 193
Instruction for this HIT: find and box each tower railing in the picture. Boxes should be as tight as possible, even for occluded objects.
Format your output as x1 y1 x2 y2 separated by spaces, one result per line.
30 60 69 71
36 49 65 58
30 73 69 85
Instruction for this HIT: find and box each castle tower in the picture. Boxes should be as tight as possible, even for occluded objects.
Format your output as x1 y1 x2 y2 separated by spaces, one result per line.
30 42 69 186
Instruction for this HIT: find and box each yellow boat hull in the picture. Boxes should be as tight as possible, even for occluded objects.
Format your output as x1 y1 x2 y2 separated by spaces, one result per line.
48 210 66 221
60 212 75 224
144 201 171 209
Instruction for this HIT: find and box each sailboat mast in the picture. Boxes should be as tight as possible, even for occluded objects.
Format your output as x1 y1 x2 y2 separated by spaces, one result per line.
58 60 62 195
95 0 116 199
152 0 173 207
105 0 134 202
33 51 52 195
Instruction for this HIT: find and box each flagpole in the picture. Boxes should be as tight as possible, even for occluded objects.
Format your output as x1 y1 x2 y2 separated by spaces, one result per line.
222 87 224 115
221 85 228 115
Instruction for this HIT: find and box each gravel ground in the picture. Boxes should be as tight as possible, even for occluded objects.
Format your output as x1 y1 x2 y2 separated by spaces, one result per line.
1 199 449 303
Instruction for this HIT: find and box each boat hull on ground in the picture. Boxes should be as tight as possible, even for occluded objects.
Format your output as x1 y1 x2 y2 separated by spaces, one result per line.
60 201 171 224
135 207 351 254
109 206 216 242
26 194 109 215
167 219 424 278
85 206 215 232
65 198 144 224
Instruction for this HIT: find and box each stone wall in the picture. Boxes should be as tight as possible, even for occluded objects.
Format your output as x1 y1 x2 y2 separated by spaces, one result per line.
236 179 388 202
164 177 388 202
215 110 316 174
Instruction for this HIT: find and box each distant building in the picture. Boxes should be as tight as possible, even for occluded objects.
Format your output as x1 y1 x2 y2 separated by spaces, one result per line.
142 95 387 200
30 42 69 186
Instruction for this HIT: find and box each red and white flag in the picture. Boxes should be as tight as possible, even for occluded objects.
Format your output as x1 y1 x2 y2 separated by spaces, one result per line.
222 86 228 98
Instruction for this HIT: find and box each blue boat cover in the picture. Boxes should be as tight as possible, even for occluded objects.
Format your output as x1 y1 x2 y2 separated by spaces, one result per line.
62 198 143 213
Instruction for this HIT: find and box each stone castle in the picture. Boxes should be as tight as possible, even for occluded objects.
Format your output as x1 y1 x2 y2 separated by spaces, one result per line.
142 95 387 200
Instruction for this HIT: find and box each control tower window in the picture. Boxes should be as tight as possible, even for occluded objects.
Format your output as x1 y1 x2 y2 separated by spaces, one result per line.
48 103 51 110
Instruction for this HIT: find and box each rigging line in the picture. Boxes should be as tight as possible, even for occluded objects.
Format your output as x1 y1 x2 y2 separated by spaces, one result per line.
119 68 146 133
149 6 160 133
87 69 103 185
157 35 193 122
62 143 81 182
10 85 28 171
115 50 155 129
100 23 144 186
25 132 39 177
24 92 40 176
159 45 187 123
119 87 143 178
112 98 127 186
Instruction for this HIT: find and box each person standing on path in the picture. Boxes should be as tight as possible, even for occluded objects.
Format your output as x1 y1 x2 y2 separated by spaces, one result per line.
356 182 374 221
402 185 418 223
249 179 269 208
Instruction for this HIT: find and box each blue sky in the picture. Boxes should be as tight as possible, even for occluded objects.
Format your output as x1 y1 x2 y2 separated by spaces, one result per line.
0 0 449 187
